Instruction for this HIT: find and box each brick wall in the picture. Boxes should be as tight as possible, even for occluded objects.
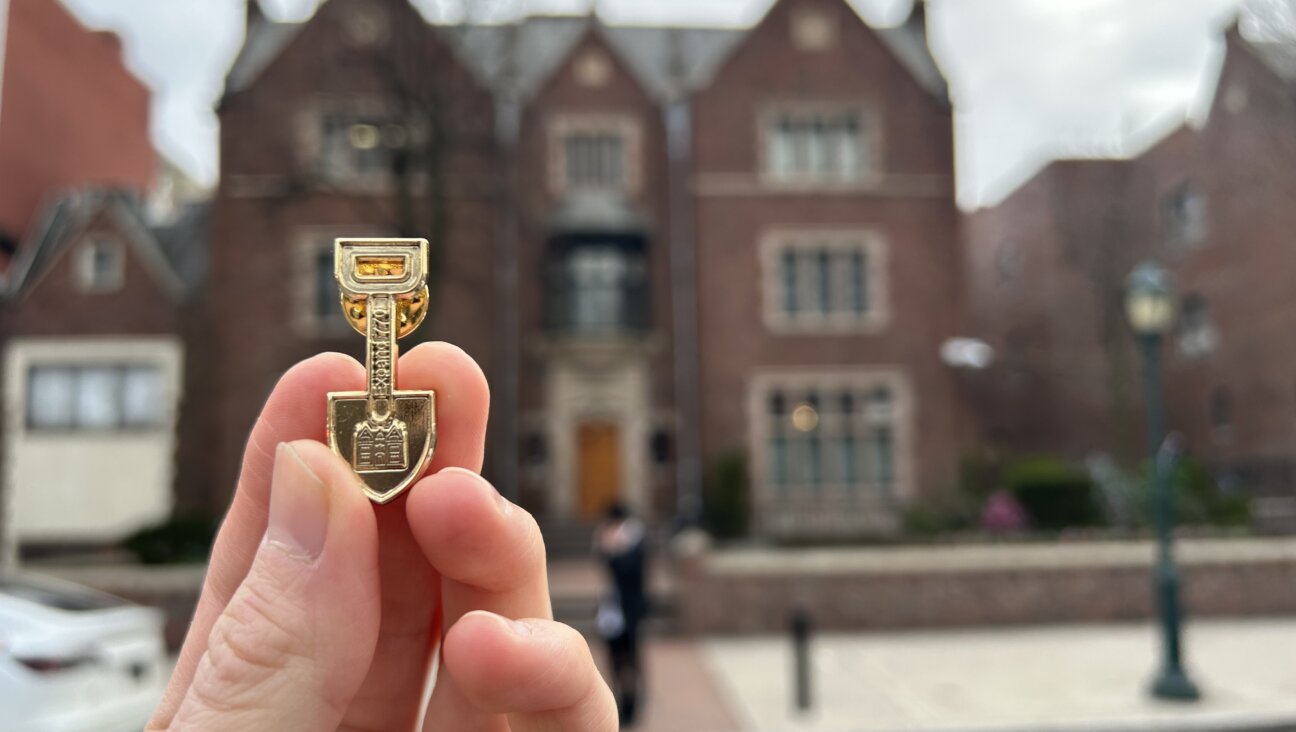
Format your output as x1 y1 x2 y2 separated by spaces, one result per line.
692 0 968 535
204 0 498 510
0 0 153 240
675 538 1296 633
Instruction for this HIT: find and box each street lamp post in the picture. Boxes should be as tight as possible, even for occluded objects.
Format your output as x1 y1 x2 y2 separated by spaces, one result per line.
1125 260 1200 702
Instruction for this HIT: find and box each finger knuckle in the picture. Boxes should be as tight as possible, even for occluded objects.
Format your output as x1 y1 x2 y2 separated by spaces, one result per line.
203 564 311 689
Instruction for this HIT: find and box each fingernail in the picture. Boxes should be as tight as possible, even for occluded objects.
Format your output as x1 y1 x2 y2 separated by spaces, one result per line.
505 617 533 637
266 442 331 559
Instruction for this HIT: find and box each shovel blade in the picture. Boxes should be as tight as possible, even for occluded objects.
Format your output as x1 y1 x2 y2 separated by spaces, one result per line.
327 390 436 503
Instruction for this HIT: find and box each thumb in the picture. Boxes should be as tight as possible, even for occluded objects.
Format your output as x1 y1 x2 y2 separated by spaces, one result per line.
169 441 380 731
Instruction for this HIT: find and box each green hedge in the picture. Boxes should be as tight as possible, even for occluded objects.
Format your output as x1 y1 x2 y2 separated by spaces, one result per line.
704 452 749 539
1004 457 1104 530
122 513 217 565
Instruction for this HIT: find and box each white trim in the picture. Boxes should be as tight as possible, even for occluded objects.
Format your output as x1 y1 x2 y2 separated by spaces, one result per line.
4 337 183 544
692 172 951 198
759 227 889 334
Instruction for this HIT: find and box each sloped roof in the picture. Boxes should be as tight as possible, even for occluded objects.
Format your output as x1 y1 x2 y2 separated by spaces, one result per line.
225 16 303 95
3 189 191 301
443 18 746 101
224 3 947 103
1244 37 1296 81
151 201 211 294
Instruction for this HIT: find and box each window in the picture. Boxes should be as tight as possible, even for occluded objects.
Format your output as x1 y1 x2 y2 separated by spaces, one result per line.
765 108 874 183
570 247 629 331
650 429 672 464
1178 294 1217 358
763 381 898 495
314 102 423 184
522 432 547 466
75 237 125 293
995 239 1024 286
549 116 640 194
294 233 366 336
1163 184 1206 250
26 364 165 432
320 114 406 177
314 248 343 328
564 133 625 190
545 240 648 334
763 231 886 332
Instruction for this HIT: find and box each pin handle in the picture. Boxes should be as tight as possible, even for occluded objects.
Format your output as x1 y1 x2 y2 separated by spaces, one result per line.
366 293 398 421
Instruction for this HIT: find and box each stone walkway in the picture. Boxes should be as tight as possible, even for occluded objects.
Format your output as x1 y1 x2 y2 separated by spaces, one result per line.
701 619 1296 732
594 640 744 732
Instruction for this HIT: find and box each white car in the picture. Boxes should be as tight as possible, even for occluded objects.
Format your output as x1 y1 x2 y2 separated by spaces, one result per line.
0 574 166 732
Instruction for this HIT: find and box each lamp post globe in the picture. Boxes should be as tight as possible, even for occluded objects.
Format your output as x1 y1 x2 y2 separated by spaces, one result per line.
1125 260 1177 336
1126 260 1200 702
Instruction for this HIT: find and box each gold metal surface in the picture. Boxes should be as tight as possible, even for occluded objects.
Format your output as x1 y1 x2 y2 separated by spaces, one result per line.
326 238 435 503
341 285 429 338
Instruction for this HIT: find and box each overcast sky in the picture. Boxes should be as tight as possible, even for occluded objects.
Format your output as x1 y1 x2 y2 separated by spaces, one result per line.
57 0 1250 208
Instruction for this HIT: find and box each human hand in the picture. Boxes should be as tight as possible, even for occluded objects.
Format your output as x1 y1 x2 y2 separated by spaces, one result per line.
147 343 617 731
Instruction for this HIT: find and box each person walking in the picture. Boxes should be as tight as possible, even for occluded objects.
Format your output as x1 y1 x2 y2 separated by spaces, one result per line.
595 503 649 727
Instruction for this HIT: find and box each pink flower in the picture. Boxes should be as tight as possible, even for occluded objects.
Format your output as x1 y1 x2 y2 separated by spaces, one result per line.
981 489 1028 533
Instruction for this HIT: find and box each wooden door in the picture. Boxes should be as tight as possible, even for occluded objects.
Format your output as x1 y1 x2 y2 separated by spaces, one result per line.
577 422 620 518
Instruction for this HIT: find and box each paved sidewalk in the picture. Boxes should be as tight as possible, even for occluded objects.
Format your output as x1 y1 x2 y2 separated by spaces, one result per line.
593 640 744 732
702 619 1296 732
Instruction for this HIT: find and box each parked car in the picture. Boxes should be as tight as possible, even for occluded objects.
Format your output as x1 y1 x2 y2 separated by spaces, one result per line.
0 574 166 732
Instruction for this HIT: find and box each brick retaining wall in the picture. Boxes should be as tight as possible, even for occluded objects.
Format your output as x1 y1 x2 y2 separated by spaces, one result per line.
675 537 1296 633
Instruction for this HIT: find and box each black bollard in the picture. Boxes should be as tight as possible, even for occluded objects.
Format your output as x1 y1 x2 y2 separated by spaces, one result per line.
791 607 812 712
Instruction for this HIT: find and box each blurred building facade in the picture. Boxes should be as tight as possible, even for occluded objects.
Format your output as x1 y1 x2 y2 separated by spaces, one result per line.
11 0 1296 554
201 0 968 541
966 26 1296 517
0 0 176 554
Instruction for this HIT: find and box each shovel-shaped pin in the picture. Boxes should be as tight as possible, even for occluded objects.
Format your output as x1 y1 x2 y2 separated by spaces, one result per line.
326 238 435 503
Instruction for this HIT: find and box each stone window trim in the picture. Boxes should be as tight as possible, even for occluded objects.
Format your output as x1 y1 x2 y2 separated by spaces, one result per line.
746 368 914 507
547 113 643 196
74 236 126 294
296 95 430 194
756 100 883 189
790 7 839 52
291 227 395 338
759 227 889 334
1177 293 1217 358
1160 181 1207 252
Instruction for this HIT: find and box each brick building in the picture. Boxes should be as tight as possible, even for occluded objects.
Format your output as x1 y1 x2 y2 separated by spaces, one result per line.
0 0 154 251
2 191 193 548
0 0 173 558
966 25 1296 501
203 0 969 540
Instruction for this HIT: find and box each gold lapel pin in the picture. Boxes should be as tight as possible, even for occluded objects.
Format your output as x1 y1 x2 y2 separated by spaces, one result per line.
327 238 435 503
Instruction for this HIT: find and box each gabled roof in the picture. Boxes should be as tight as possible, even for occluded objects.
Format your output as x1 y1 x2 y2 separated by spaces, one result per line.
223 2 948 104
225 14 304 96
3 189 192 301
443 18 746 101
